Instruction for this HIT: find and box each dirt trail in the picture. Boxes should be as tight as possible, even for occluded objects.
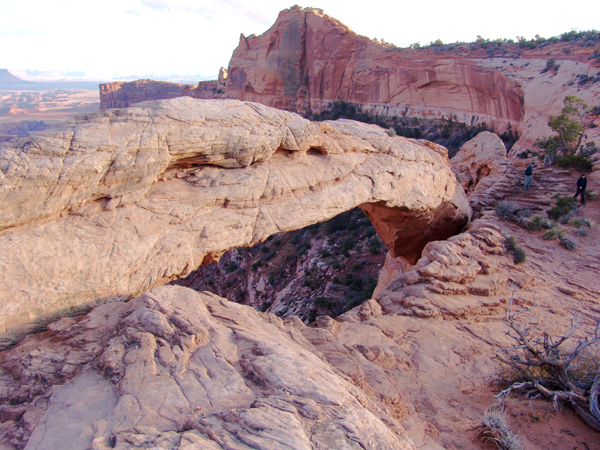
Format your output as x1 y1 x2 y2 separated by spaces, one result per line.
472 161 600 449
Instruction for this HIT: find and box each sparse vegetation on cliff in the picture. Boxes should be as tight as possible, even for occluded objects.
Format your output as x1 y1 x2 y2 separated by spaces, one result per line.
536 96 597 167
505 236 526 264
310 101 519 157
175 207 384 323
547 196 578 221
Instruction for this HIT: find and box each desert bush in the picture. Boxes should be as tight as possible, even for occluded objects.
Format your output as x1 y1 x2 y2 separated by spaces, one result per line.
542 227 565 240
479 407 523 450
515 208 533 219
569 217 586 228
496 200 518 220
548 196 577 220
555 154 593 171
559 209 578 224
513 247 527 264
576 228 588 237
314 296 333 309
523 215 544 231
585 190 599 201
495 301 600 431
505 236 518 252
505 236 526 264
559 235 577 251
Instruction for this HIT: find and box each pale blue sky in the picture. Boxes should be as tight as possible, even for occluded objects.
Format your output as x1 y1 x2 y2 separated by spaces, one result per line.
1 0 598 80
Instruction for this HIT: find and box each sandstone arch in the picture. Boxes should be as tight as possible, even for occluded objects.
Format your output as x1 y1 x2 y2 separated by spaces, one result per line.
0 98 470 337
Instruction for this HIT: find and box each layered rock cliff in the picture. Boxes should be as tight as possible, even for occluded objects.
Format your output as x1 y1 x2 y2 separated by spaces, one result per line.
99 80 198 109
0 97 469 337
226 7 524 128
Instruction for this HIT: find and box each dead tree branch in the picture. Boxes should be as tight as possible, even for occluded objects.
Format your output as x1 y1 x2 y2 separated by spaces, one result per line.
495 299 600 432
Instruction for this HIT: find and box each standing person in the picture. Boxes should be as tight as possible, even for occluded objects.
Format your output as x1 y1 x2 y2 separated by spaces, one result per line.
573 174 587 205
524 164 533 191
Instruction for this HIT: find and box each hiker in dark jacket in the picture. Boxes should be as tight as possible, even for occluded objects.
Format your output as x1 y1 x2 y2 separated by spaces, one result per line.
523 164 533 190
573 174 587 205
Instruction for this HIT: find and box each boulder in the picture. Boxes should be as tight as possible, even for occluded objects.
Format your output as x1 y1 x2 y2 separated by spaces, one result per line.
451 131 518 211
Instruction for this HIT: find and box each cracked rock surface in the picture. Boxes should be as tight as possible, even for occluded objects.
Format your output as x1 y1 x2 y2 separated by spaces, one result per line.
0 97 469 337
0 285 415 450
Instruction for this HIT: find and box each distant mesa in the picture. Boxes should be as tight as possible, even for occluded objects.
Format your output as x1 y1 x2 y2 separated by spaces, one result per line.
0 69 32 87
0 68 100 91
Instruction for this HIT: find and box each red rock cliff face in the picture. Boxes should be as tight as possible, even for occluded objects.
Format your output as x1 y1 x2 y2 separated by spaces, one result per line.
226 6 525 129
99 79 197 109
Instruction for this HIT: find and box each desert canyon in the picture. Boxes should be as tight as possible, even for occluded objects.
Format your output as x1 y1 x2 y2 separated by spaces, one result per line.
1 5 600 450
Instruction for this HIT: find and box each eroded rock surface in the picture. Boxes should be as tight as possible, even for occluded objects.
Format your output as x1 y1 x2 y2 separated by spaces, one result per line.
0 285 415 450
451 131 518 211
0 97 469 337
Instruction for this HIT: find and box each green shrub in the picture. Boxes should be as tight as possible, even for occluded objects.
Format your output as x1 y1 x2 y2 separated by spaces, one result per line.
523 215 545 231
496 200 518 219
559 236 577 251
331 260 341 270
569 217 586 228
260 301 273 312
547 196 577 220
516 208 533 218
513 247 527 264
555 154 593 172
585 190 599 201
314 296 333 309
342 239 355 251
504 236 518 252
505 236 526 264
542 228 565 240
369 244 380 255
320 249 331 258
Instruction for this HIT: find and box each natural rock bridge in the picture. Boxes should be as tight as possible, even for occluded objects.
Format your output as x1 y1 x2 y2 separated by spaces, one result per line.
0 98 470 336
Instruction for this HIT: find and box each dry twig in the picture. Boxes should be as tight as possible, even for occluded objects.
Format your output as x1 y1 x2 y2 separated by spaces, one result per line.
494 299 600 431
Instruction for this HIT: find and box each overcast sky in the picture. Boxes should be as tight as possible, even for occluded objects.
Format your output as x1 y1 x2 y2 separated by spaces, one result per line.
1 0 598 80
